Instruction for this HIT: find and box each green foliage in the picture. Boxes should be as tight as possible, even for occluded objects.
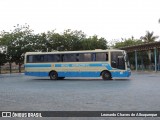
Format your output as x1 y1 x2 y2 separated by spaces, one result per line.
0 24 108 72
60 29 86 51
81 35 107 50
113 31 159 49
141 31 159 43
113 38 142 48
0 52 6 65
31 29 107 51
0 51 6 74
0 24 35 72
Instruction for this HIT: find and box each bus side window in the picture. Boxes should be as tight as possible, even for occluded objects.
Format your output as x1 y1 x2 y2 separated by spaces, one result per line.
79 53 92 62
39 55 44 62
47 54 60 62
96 53 108 61
63 54 67 62
44 55 48 62
92 53 96 61
76 54 79 62
79 54 84 62
48 54 53 62
56 55 61 62
63 54 77 62
70 54 76 62
34 55 40 62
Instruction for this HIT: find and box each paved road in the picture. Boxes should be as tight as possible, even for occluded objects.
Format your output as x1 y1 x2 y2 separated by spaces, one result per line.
0 72 160 120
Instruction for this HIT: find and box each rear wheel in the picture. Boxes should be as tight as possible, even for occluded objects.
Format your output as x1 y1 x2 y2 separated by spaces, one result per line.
49 71 58 80
102 71 112 80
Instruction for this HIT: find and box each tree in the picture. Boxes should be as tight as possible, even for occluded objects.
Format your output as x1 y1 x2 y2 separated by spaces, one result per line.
46 30 107 51
0 24 35 73
81 35 107 50
50 32 66 51
33 33 49 52
61 29 86 51
140 31 159 43
113 37 143 70
0 51 6 74
114 38 142 48
0 31 14 73
141 31 159 69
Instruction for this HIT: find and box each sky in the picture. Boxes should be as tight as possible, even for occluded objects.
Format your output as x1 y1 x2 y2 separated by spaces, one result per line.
0 0 160 43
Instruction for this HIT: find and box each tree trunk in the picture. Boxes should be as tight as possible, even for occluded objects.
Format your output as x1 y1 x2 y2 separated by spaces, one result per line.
0 65 1 74
148 50 152 70
19 63 21 73
9 62 12 74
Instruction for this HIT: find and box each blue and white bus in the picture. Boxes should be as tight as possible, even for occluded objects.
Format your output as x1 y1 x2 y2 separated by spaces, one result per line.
24 49 131 80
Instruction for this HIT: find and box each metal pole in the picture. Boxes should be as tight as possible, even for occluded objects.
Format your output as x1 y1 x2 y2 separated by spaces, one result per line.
135 50 138 71
154 47 157 72
141 52 144 71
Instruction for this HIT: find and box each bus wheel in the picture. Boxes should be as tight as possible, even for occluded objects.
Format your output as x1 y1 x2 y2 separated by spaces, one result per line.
49 71 58 80
102 71 112 80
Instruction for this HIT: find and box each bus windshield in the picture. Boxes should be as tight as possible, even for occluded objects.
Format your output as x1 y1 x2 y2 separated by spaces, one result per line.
111 51 125 70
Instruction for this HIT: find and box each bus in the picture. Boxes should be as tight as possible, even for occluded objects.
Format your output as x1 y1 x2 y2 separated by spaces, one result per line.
24 49 131 80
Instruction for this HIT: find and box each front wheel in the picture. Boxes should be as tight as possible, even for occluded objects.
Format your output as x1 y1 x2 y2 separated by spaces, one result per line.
102 71 112 80
49 71 58 80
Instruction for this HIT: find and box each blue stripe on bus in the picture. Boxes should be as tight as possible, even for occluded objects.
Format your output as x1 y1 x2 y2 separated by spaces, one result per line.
111 71 131 77
25 72 49 76
58 72 101 77
25 64 51 68
25 71 101 77
25 71 131 77
105 65 112 70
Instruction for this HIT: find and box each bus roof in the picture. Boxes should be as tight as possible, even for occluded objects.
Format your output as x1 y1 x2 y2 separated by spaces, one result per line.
25 49 124 55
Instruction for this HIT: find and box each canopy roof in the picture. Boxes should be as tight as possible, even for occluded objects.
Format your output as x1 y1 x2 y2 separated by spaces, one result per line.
120 41 160 52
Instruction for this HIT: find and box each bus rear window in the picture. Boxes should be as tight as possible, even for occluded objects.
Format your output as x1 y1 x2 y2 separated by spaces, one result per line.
27 55 33 63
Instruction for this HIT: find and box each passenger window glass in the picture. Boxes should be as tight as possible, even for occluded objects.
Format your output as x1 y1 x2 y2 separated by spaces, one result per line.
79 53 92 62
27 55 33 63
47 54 58 62
63 54 77 62
96 53 108 61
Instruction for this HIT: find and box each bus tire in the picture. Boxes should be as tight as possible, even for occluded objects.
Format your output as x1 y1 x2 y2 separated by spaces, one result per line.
101 71 112 80
49 71 58 80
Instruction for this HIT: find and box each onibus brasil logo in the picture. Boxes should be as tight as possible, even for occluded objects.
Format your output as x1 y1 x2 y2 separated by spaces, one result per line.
1 112 42 118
